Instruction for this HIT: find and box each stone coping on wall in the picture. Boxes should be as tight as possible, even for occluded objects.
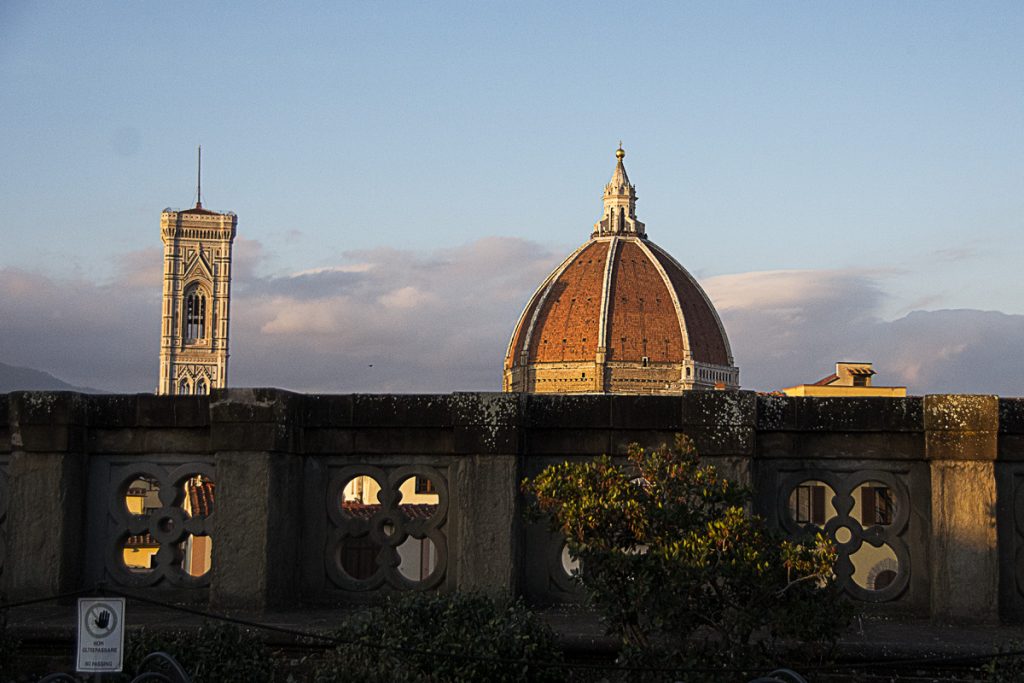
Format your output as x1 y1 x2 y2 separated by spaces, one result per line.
4 389 1021 463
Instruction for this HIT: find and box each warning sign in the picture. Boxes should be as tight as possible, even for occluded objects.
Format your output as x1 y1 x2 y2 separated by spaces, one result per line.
77 598 125 672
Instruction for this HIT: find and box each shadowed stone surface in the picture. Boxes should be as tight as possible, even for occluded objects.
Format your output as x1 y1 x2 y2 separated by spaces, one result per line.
0 389 1020 625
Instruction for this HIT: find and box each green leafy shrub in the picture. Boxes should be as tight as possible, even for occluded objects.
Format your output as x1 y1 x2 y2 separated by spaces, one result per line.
125 621 276 682
524 435 851 680
314 591 562 682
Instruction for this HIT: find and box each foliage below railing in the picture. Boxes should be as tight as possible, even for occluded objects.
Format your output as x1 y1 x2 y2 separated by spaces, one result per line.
524 434 853 680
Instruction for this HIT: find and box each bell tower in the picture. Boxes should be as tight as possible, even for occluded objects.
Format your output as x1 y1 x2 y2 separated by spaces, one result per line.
157 148 237 395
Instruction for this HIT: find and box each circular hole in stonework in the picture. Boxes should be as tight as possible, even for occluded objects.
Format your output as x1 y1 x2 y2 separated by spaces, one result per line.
834 526 853 544
397 475 439 521
382 521 396 537
339 534 382 581
850 543 900 592
125 477 160 517
182 475 215 519
852 481 897 528
340 475 381 519
786 480 837 527
560 543 580 577
181 534 212 577
397 536 438 582
158 517 176 534
121 534 160 573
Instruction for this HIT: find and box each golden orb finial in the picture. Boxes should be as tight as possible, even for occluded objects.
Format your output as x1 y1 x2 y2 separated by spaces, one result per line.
616 141 625 159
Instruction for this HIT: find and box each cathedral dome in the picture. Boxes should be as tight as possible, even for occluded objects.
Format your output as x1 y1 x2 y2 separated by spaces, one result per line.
503 148 739 394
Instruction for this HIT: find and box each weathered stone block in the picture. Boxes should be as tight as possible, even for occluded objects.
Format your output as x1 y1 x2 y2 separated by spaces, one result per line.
452 392 520 426
16 424 84 453
927 430 999 461
135 394 186 427
8 392 85 425
526 394 611 429
525 428 611 456
929 460 998 622
454 426 519 455
611 395 683 430
86 395 137 428
140 428 211 454
925 395 999 433
301 394 354 428
210 388 297 423
453 454 518 594
352 394 452 427
756 431 797 458
795 397 900 432
170 395 212 427
787 432 923 461
757 394 795 431
2 451 85 598
999 435 1024 461
86 427 146 453
680 390 756 427
210 451 302 610
352 427 454 454
451 393 521 453
1000 398 1024 435
686 424 756 456
211 422 293 453
301 428 356 454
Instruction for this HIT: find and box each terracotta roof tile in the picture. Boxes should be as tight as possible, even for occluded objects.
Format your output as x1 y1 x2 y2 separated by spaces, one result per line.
506 236 733 371
340 502 439 520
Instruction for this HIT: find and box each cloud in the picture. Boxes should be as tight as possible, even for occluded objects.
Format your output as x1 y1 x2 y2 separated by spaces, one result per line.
0 237 563 393
705 269 1024 395
1 248 1022 396
230 236 563 392
0 267 158 391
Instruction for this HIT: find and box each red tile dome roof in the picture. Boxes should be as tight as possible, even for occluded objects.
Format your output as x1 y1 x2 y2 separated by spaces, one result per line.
503 148 737 393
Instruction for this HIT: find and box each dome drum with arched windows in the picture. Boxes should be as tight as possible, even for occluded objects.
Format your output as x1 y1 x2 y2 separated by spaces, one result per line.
503 146 739 394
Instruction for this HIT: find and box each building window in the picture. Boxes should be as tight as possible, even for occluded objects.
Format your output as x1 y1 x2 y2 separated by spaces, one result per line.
195 379 207 395
178 379 189 395
792 484 826 525
185 288 207 341
861 486 894 526
853 375 868 387
415 476 435 495
340 534 380 580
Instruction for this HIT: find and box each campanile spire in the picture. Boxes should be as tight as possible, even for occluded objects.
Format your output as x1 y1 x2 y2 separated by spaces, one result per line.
593 143 646 237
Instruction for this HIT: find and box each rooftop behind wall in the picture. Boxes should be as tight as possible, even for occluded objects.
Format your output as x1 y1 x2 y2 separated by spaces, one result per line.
2 389 1023 623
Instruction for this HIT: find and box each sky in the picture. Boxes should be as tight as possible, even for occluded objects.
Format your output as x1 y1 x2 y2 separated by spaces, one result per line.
1 2 1022 395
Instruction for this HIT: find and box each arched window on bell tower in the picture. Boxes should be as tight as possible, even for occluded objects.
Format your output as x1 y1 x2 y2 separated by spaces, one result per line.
184 285 207 342
195 379 208 395
178 378 190 395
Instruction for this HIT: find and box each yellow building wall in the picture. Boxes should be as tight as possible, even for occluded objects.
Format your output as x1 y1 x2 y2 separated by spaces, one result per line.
782 385 907 398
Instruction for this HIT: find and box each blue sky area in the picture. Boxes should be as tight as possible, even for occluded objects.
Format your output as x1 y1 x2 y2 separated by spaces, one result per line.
1 2 1022 394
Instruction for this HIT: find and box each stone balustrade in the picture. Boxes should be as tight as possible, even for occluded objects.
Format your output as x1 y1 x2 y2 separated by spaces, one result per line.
1 389 1022 623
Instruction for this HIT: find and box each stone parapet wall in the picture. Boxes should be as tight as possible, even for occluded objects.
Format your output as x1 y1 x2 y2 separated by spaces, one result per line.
1 389 1022 622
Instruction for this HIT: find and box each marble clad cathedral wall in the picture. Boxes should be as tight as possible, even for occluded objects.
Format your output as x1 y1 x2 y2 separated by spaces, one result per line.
2 389 1024 623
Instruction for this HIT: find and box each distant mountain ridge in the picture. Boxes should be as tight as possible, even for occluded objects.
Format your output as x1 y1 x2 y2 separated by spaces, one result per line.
0 361 105 393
